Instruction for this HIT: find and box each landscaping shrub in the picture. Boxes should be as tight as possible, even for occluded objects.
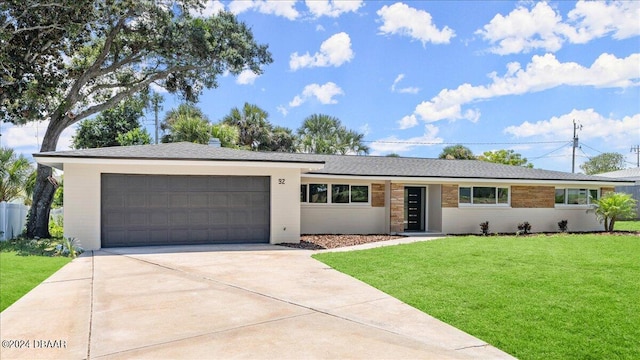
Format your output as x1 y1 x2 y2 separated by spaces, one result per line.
479 221 490 236
558 220 568 232
517 222 531 235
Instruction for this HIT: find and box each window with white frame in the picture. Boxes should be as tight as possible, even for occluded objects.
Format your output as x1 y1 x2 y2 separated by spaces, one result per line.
301 183 369 204
459 186 509 205
555 188 598 205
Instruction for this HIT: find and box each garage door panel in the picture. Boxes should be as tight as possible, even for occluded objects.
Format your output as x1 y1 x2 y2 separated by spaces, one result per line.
210 194 228 206
102 174 270 247
149 194 168 208
190 211 209 225
170 212 189 226
128 212 148 226
149 176 168 190
103 194 125 208
104 212 125 227
149 230 168 243
251 193 269 207
126 193 147 208
209 210 228 225
150 212 168 225
189 194 208 207
188 177 209 190
169 194 190 207
231 193 250 207
208 177 228 190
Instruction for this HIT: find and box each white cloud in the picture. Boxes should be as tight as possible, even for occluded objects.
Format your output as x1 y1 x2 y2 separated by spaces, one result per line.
228 0 299 20
189 0 225 17
276 105 288 116
369 124 443 155
406 52 639 126
236 69 259 85
476 1 640 55
316 24 325 32
3 121 76 157
377 2 455 45
504 109 640 145
391 74 420 94
305 0 363 18
290 32 354 70
567 0 640 42
397 114 418 130
288 82 344 107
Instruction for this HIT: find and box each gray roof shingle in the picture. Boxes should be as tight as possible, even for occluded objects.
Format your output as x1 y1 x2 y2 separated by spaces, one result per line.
35 142 627 183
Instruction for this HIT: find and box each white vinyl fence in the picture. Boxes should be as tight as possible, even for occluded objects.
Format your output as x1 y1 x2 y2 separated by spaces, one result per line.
0 202 29 241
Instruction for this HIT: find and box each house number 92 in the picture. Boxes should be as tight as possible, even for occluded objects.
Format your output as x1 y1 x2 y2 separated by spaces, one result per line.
278 178 286 184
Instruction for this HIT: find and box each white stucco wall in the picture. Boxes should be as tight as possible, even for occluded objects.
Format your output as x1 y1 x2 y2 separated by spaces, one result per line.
442 207 603 234
300 205 386 234
63 161 303 250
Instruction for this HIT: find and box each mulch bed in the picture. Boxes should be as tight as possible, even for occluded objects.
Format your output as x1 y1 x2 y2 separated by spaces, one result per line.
279 231 639 250
279 234 405 250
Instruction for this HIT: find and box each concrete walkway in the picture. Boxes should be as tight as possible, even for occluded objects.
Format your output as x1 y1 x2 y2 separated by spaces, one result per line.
1 241 514 359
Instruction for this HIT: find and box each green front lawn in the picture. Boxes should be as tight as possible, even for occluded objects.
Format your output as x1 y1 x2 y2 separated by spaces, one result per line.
0 252 71 312
313 234 640 360
615 220 640 231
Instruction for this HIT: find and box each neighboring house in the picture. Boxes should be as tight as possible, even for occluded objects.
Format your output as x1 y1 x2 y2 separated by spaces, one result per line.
598 168 640 219
34 142 631 250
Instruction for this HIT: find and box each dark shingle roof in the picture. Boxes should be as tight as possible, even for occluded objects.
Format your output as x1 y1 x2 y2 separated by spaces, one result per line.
35 142 627 183
35 142 324 164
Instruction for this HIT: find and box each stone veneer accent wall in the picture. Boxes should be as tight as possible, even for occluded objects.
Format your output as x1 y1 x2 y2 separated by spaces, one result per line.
441 184 458 208
371 183 385 207
601 187 615 196
390 183 404 233
511 186 555 208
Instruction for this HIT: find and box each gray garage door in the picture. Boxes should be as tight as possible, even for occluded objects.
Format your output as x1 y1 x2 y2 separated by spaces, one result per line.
101 174 270 247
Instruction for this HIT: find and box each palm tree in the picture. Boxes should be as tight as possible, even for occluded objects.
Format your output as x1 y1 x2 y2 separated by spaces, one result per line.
170 116 212 144
222 103 272 150
161 103 208 143
211 123 240 148
297 114 369 155
438 144 475 160
0 147 32 203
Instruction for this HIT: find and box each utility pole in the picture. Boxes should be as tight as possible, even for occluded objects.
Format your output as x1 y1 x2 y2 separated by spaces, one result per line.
632 145 640 168
149 93 163 144
571 119 582 173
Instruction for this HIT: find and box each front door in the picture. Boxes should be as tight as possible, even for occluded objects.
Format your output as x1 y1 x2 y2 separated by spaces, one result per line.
405 187 424 231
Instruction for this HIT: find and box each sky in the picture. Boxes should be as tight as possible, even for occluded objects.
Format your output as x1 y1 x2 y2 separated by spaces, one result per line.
2 0 639 173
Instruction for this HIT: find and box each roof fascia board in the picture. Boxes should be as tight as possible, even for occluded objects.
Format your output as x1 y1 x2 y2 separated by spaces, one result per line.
34 156 325 170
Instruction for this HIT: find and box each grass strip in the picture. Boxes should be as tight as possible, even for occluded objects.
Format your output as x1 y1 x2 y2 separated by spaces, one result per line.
0 252 71 312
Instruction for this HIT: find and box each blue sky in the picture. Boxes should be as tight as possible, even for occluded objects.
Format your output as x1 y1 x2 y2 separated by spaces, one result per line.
3 0 639 172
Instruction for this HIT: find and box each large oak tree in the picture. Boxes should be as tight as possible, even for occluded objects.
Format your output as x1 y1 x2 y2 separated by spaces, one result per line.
1 0 272 238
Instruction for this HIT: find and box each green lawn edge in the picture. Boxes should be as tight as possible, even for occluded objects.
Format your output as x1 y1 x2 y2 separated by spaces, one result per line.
313 234 640 360
0 252 71 312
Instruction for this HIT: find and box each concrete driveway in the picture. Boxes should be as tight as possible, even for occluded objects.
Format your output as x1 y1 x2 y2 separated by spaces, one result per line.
1 241 514 359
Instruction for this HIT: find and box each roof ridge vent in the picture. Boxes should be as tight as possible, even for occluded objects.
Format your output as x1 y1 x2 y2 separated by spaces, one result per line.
208 138 221 147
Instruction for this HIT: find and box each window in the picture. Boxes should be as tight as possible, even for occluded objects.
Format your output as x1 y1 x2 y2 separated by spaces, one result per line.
301 183 370 204
309 184 327 203
351 186 369 203
332 184 350 203
459 186 509 205
555 188 598 205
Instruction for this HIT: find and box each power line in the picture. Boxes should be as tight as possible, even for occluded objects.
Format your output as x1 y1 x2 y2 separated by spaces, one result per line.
530 141 572 160
362 139 568 146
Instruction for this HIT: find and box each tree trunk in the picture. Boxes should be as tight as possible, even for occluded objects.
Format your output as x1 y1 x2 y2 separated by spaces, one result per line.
24 117 66 239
